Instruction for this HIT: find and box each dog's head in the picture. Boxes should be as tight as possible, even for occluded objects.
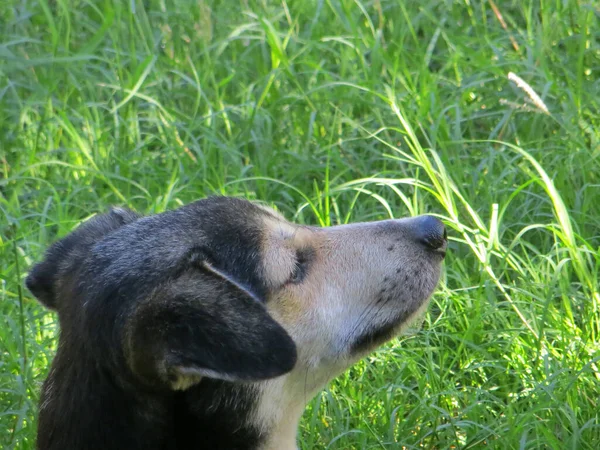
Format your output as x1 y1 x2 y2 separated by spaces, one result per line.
27 196 446 447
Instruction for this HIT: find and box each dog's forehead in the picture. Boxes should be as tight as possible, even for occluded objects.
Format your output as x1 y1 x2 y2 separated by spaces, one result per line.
179 197 274 237
250 202 287 222
199 197 282 223
245 202 301 240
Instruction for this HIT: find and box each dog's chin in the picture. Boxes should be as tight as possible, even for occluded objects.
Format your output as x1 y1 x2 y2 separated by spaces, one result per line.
348 305 430 356
349 321 399 355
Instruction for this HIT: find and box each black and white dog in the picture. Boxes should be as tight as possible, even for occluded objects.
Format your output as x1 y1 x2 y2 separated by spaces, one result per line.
26 196 447 450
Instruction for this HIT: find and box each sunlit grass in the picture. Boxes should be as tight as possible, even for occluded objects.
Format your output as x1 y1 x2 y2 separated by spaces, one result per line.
2 0 599 448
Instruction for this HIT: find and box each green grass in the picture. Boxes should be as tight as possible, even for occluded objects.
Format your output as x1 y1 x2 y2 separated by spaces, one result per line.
1 0 599 448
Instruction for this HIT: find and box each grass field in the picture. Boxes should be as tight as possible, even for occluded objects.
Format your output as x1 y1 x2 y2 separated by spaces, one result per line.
1 0 599 448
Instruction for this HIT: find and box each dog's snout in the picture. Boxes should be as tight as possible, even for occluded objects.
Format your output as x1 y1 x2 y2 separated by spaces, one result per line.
414 215 447 252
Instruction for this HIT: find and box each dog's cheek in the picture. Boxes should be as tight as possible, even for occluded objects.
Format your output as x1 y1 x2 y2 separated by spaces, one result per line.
267 291 307 327
265 281 334 363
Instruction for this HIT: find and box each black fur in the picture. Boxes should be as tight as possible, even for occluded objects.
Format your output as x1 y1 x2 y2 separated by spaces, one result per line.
175 381 264 449
25 207 140 309
26 197 297 450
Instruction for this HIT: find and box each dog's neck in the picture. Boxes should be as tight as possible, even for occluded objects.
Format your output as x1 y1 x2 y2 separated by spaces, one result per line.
37 342 176 450
251 358 351 450
252 377 308 450
258 402 304 450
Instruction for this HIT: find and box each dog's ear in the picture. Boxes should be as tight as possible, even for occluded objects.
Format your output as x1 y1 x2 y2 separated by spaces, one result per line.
125 261 297 390
26 207 140 310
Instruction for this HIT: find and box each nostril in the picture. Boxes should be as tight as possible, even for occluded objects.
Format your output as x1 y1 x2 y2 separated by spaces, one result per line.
415 215 447 251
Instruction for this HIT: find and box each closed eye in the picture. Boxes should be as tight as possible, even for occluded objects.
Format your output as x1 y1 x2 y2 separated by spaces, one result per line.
288 247 314 284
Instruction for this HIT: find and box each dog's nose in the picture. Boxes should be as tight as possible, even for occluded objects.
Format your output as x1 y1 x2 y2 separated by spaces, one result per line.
413 215 447 251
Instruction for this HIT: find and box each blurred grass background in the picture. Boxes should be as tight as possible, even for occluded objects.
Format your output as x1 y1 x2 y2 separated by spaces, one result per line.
1 0 599 448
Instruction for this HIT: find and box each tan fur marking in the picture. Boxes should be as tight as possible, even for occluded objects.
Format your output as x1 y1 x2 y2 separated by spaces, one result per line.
260 215 320 290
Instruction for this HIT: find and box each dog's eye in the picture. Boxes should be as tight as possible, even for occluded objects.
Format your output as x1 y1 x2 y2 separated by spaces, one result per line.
288 248 312 284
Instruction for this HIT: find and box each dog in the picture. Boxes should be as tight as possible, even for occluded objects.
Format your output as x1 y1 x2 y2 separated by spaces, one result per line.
26 196 446 450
